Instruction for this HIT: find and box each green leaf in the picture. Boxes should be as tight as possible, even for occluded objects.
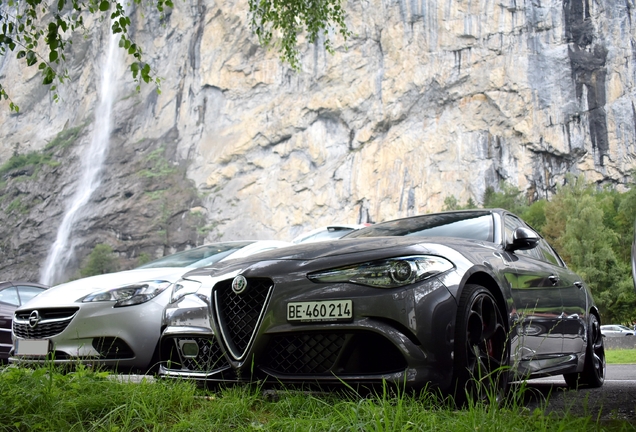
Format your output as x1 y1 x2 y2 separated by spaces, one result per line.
99 0 109 11
44 66 55 85
17 50 26 59
49 50 58 62
26 50 37 66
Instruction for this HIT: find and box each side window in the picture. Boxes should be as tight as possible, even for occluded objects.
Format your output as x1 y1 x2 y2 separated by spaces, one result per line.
504 215 542 260
17 286 45 305
0 286 20 306
536 240 564 267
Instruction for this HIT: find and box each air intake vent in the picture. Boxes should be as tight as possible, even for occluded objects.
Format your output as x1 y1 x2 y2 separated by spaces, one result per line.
264 333 346 375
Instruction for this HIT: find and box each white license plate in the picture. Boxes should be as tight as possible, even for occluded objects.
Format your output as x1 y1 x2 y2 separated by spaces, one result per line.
287 300 353 322
15 339 50 356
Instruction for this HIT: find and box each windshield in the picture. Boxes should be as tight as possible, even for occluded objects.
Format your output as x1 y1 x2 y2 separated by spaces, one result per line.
137 241 255 269
344 211 494 242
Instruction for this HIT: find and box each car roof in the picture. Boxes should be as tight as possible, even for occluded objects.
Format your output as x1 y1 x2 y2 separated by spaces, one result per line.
0 281 49 289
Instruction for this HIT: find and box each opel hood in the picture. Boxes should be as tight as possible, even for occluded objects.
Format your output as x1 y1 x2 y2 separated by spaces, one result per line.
20 268 188 308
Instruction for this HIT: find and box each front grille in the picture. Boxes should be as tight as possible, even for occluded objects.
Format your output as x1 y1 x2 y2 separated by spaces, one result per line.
13 308 78 339
264 333 346 375
213 278 273 360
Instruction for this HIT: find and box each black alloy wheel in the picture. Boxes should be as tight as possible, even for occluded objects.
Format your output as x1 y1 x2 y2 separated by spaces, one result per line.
564 313 605 389
453 284 509 405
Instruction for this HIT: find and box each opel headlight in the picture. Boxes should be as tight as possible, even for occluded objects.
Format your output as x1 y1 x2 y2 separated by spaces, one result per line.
170 279 202 303
81 280 172 307
307 255 453 288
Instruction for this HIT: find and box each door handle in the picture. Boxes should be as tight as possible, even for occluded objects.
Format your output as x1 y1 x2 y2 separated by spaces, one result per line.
548 275 559 286
574 281 583 289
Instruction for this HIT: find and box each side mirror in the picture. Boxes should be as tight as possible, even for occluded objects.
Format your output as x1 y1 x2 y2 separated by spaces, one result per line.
506 227 540 252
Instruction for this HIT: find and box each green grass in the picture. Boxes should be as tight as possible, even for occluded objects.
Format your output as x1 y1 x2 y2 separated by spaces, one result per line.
0 365 634 431
606 348 636 364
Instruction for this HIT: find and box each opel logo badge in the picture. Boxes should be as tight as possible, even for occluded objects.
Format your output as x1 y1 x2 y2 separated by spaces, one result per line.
28 310 41 328
231 275 248 294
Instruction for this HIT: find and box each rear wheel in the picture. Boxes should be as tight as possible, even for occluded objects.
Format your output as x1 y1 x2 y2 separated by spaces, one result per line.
564 313 605 389
452 284 509 405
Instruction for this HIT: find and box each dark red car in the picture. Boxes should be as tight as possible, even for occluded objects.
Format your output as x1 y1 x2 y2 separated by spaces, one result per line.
0 281 48 362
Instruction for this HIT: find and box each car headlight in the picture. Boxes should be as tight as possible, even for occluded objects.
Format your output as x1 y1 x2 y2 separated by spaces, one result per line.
81 280 172 307
307 255 453 288
170 279 202 303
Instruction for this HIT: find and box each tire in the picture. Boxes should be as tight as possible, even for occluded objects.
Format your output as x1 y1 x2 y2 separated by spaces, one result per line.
563 313 605 389
452 284 509 405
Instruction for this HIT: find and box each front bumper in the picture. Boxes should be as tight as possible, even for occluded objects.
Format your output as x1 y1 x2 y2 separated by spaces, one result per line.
159 275 458 391
9 291 170 371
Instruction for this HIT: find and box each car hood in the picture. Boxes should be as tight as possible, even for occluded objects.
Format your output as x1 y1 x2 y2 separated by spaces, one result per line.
19 268 188 308
182 236 488 279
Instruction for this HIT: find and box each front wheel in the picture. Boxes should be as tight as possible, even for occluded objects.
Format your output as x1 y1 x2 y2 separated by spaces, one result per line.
452 284 509 405
564 313 605 389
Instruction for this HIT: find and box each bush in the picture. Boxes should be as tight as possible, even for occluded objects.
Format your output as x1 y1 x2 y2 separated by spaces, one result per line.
79 244 118 277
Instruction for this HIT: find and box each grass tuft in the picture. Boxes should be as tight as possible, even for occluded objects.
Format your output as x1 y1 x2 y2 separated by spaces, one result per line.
0 364 634 431
605 348 636 364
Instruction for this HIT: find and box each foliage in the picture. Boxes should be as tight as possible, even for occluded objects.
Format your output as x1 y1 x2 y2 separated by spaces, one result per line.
442 195 477 211
0 0 349 111
138 147 177 178
0 125 83 182
482 183 529 216
541 175 636 324
6 196 24 213
248 0 351 69
79 243 118 277
0 151 53 178
136 251 152 266
44 124 84 151
445 175 636 324
520 199 547 232
0 0 160 111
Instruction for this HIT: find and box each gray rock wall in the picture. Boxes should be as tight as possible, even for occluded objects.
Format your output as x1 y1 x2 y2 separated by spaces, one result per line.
0 0 635 282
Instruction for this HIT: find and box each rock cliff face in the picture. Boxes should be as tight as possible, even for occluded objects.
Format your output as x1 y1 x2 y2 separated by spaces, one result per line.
0 0 634 284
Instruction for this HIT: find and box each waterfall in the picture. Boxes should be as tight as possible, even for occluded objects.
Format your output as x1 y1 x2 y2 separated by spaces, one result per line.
40 17 122 286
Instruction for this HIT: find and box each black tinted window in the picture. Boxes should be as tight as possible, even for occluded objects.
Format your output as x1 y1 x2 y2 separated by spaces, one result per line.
536 240 563 266
345 211 494 242
504 214 542 260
